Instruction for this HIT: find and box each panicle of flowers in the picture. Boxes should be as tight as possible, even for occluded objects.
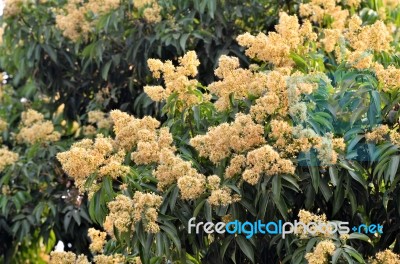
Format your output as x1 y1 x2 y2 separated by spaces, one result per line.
373 63 400 91
144 51 209 109
16 109 61 145
110 109 160 151
365 125 389 143
93 254 126 264
314 133 340 166
55 0 120 41
49 251 90 264
300 0 350 30
87 228 107 254
237 12 316 67
190 113 265 164
56 135 129 193
104 194 134 235
154 148 206 199
132 191 163 233
208 55 269 111
243 145 295 185
142 3 162 23
3 0 24 18
88 110 113 130
370 249 400 264
304 240 336 264
225 154 246 178
296 209 333 238
132 127 176 165
0 146 18 173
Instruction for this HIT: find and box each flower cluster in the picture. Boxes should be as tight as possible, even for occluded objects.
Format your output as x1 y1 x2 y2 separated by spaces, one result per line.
55 0 119 41
88 110 113 130
3 0 24 18
370 249 400 264
296 210 332 238
190 113 265 164
208 55 269 111
304 240 336 264
366 125 389 143
144 51 209 109
87 228 107 254
132 191 163 233
243 145 295 185
237 12 317 67
56 135 129 193
49 251 89 264
103 194 134 235
16 109 61 145
0 146 18 173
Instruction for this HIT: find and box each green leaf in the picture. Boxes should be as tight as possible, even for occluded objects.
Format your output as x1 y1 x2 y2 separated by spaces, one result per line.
102 60 112 80
236 236 254 263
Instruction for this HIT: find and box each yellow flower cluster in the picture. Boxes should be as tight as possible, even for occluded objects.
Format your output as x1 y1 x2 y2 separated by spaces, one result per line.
154 148 206 195
269 120 321 158
366 125 389 143
49 251 89 264
237 12 316 67
142 3 162 23
225 154 246 179
190 113 265 164
55 0 119 41
16 109 61 145
297 210 332 238
132 191 162 233
93 254 125 264
110 110 176 165
315 134 341 166
88 110 113 130
373 63 400 91
243 145 295 185
370 249 400 264
87 228 107 254
56 135 129 193
110 109 160 151
304 240 336 264
0 146 18 173
3 0 24 18
208 55 269 111
104 194 134 235
145 51 208 109
208 188 233 207
300 0 350 30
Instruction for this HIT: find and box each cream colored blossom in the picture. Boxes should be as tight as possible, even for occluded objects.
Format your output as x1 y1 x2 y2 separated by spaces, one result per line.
3 0 24 18
366 125 389 143
207 175 221 190
88 228 107 253
93 254 125 264
143 3 162 23
88 110 113 130
145 51 206 109
0 146 18 173
110 110 160 151
16 109 61 145
57 135 129 193
225 154 246 178
370 249 400 264
49 251 76 264
190 113 265 164
104 194 134 235
304 240 336 264
132 191 162 233
373 63 400 91
177 175 206 200
208 188 233 207
243 145 295 185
